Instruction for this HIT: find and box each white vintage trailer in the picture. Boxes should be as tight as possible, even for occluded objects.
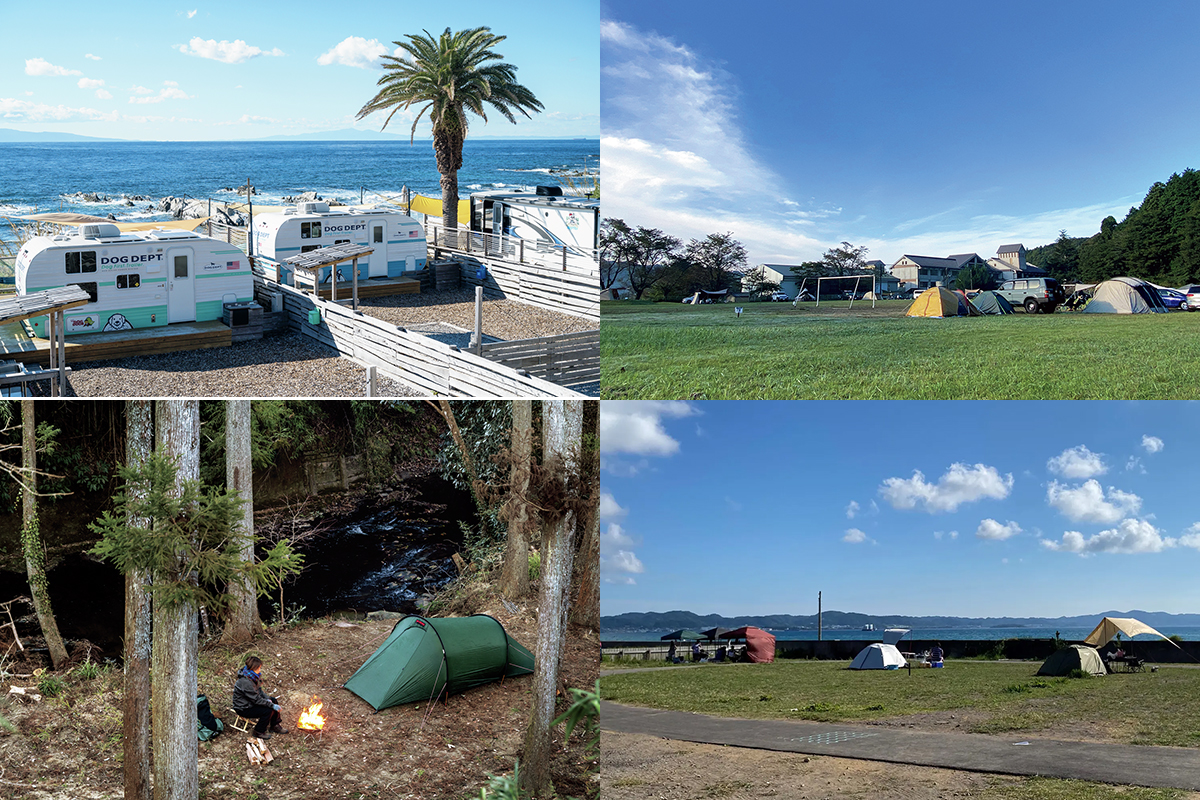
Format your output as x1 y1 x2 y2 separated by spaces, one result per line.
15 223 253 337
469 186 599 252
252 202 427 285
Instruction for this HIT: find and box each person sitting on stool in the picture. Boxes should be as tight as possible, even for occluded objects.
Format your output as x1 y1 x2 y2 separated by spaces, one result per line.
233 656 288 739
928 643 944 668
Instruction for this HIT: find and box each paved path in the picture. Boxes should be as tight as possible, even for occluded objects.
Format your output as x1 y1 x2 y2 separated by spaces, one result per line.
601 701 1200 790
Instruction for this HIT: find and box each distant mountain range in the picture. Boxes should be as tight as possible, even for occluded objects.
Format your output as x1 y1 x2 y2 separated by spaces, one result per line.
0 127 597 143
602 609 1200 632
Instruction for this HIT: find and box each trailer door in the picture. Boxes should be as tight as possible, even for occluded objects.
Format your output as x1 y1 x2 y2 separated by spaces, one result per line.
369 221 387 277
167 247 196 322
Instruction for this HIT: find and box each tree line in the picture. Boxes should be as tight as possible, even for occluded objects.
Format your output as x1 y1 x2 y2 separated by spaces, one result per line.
600 218 749 300
1026 168 1200 286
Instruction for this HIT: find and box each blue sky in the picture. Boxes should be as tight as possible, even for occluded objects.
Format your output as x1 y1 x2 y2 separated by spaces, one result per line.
601 1 1200 267
600 401 1200 619
2 0 597 141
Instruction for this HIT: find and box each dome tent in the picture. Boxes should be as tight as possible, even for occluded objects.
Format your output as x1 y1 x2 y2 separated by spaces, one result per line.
1083 277 1168 314
1036 644 1106 677
905 287 981 317
849 642 907 670
970 290 1015 315
343 615 534 712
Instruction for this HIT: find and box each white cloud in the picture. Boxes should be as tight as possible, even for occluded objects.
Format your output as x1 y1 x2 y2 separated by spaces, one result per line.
599 491 627 522
599 401 698 457
77 78 105 90
25 58 82 77
600 523 644 585
1046 479 1141 525
933 530 959 540
129 85 155 95
317 36 391 69
1125 456 1145 474
1179 523 1200 550
843 527 872 544
0 97 118 122
879 463 1013 513
845 500 860 519
175 37 284 64
1142 435 1164 454
1047 445 1107 479
85 53 101 61
976 519 1022 541
1041 518 1175 555
129 84 192 105
95 89 112 100
187 9 197 18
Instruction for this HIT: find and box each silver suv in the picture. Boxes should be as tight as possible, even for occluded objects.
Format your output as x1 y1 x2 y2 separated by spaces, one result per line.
996 277 1065 314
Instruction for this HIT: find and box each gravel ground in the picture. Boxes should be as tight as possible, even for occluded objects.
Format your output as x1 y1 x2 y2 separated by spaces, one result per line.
55 332 420 397
359 288 598 340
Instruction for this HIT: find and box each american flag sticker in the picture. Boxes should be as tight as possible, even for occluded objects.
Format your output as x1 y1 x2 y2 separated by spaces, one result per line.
227 260 240 270
409 231 418 237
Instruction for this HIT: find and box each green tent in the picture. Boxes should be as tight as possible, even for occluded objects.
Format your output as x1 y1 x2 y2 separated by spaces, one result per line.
1036 644 1106 677
344 615 534 711
661 629 705 640
970 290 1015 315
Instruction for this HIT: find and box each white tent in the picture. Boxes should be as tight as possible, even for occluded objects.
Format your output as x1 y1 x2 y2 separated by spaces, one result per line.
1083 277 1168 314
1083 616 1178 648
849 643 906 670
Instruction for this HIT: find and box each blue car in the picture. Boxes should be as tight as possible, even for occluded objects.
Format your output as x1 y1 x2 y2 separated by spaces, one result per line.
1158 288 1186 309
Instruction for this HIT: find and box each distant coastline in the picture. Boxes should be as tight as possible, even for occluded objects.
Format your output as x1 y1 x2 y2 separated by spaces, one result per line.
0 127 599 144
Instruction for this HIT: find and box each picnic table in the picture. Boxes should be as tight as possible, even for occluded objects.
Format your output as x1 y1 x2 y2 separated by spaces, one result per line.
1105 655 1145 673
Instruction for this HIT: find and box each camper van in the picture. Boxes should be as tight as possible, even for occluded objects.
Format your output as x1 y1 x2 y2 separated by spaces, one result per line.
252 203 426 286
469 186 599 253
15 223 253 337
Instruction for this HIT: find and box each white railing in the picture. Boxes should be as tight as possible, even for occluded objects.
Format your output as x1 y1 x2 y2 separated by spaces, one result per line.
424 222 599 271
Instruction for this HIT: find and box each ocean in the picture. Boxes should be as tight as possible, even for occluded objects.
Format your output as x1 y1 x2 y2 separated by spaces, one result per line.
0 137 598 245
603 626 1200 642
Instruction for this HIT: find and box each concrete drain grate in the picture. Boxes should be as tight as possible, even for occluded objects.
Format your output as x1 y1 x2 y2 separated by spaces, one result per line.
790 731 878 745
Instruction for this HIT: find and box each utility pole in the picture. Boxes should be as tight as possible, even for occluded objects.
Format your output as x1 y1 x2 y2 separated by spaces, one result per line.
818 590 822 642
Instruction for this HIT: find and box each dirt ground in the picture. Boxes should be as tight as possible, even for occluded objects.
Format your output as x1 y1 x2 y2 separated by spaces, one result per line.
601 731 1200 800
0 595 598 799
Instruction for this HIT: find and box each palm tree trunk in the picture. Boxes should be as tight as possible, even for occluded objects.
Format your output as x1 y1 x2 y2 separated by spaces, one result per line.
433 127 465 231
151 400 199 800
21 399 68 670
124 400 153 800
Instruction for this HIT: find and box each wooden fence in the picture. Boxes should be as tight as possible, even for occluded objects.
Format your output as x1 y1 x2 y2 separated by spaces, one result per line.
264 279 585 398
203 219 249 250
479 330 598 387
456 255 599 321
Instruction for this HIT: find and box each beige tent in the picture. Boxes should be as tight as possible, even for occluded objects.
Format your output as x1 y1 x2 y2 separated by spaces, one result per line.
1083 617 1177 648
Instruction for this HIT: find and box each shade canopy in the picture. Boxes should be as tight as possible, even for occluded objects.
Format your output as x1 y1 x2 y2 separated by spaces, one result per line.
661 629 705 641
701 627 731 640
1083 617 1177 648
717 626 777 663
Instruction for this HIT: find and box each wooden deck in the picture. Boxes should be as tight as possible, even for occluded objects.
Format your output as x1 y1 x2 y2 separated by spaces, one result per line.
308 276 421 301
0 320 232 366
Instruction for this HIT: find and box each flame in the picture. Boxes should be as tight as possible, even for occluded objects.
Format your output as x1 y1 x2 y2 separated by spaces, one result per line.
298 701 325 731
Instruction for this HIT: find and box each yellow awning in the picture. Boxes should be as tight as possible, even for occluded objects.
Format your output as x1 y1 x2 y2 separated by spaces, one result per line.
114 218 210 232
1083 617 1178 648
406 193 469 221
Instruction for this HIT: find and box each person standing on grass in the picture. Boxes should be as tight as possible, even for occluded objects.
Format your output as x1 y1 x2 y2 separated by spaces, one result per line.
233 656 288 739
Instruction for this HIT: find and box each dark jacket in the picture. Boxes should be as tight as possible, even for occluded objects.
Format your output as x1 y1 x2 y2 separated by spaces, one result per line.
232 672 272 713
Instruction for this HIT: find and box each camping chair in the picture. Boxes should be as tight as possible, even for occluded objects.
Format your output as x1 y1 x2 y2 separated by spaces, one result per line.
227 708 257 734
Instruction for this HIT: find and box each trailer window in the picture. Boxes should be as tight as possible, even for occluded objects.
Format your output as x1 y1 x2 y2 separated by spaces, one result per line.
301 245 320 253
66 251 97 274
334 239 350 246
116 274 141 289
373 225 384 244
75 282 98 303
301 222 322 239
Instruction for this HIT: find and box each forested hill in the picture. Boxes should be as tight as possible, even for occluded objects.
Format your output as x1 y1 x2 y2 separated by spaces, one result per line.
1025 168 1200 285
602 609 1200 632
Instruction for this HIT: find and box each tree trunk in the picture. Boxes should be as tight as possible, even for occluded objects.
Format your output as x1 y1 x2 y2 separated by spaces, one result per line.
221 400 261 644
432 125 464 231
570 401 599 630
521 400 584 798
20 399 68 670
124 400 153 800
434 400 482 505
151 401 200 800
500 401 533 600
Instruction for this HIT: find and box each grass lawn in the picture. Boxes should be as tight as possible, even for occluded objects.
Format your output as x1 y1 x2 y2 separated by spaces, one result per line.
600 300 1200 399
599 660 1200 747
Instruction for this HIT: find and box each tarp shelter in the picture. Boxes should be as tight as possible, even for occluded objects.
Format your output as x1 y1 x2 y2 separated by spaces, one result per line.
970 290 1016 315
1083 617 1177 648
701 627 731 640
881 628 911 646
661 629 705 641
1036 644 1106 677
1083 277 1168 314
905 286 981 317
343 615 534 712
718 626 776 663
849 643 906 670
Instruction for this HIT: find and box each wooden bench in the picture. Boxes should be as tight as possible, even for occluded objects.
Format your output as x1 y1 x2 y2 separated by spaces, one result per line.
227 709 257 734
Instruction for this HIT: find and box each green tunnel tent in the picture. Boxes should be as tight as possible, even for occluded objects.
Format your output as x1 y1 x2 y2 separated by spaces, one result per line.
1036 644 1106 677
343 615 534 711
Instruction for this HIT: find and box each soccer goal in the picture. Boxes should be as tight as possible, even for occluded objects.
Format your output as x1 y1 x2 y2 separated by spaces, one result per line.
814 274 877 309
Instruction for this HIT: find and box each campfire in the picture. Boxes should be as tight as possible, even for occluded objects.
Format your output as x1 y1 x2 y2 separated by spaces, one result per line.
297 700 325 731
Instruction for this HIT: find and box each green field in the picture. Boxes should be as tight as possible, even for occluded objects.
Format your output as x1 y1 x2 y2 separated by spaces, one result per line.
600 660 1200 747
600 300 1200 399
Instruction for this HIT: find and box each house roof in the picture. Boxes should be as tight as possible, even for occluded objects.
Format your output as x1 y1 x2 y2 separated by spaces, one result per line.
897 254 958 269
997 243 1025 254
947 253 983 267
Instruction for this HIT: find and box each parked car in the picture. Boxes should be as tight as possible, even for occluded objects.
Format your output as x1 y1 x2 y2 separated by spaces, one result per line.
1180 284 1200 310
1158 287 1187 309
995 277 1065 313
769 290 790 302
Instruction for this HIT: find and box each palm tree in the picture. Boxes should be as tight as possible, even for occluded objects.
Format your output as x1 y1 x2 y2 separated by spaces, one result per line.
357 27 543 231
